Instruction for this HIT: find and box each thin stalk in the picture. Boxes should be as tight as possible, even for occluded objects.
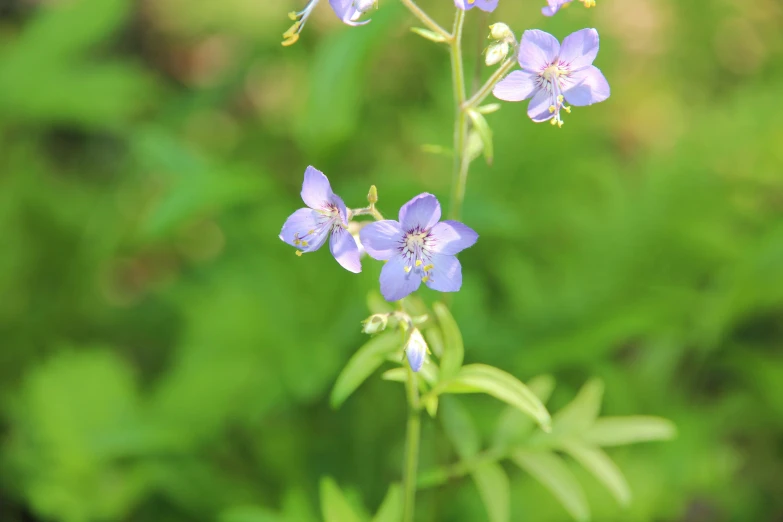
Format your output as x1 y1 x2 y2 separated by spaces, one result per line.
447 8 468 221
399 0 451 40
463 57 516 109
402 363 422 522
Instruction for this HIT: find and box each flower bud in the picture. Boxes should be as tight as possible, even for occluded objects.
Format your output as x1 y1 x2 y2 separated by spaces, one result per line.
362 314 388 334
485 41 509 66
405 328 428 372
489 23 513 41
368 185 378 205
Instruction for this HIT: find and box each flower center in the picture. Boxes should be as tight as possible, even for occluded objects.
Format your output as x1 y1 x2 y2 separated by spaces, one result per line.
401 231 435 283
540 61 572 128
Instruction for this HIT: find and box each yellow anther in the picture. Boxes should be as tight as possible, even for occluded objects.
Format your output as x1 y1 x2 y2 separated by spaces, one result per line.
415 260 422 267
404 266 411 273
288 11 298 21
549 105 556 114
423 264 434 272
557 95 564 104
300 240 308 247
283 22 300 39
282 33 300 47
557 120 564 128
308 229 315 235
295 250 303 257
550 119 558 126
421 276 430 283
563 106 571 113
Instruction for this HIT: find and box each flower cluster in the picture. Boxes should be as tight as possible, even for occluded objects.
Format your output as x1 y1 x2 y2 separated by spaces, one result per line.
280 167 478 303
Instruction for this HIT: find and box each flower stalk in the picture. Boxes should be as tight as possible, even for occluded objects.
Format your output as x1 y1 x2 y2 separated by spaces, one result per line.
399 0 451 41
402 355 422 522
448 8 468 221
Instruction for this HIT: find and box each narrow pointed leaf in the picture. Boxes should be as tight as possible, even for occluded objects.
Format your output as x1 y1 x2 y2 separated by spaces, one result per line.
551 378 604 435
494 375 556 448
467 109 494 165
424 394 439 417
443 364 551 431
583 416 677 447
372 484 402 522
512 451 590 522
433 302 463 380
472 463 510 522
320 477 364 522
330 333 399 408
561 441 631 506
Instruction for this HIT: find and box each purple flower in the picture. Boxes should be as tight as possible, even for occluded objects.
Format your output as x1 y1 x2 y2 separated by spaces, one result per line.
542 0 596 17
492 28 610 127
359 194 478 302
283 0 375 46
279 166 361 273
454 0 499 12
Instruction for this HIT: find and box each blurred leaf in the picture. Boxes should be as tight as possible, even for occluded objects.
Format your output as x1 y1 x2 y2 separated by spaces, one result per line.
331 333 400 408
433 302 463 380
471 463 510 522
440 396 480 459
493 375 556 448
551 378 604 435
512 451 590 522
423 325 445 358
442 364 551 431
466 109 493 165
219 506 282 522
561 441 631 507
320 477 365 522
367 292 394 315
371 483 402 522
424 394 439 418
465 131 484 164
282 488 319 522
583 417 677 447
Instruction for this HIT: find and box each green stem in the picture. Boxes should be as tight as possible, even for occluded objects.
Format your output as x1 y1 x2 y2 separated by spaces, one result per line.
447 8 468 221
402 364 421 522
399 0 451 40
463 57 517 109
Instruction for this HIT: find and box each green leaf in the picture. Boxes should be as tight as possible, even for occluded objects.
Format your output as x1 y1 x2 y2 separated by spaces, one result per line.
367 292 394 315
493 375 556 448
443 364 551 431
320 477 364 522
465 131 484 164
410 27 447 43
471 463 510 522
582 416 677 447
423 326 445 358
476 103 502 114
561 441 631 507
219 506 282 522
551 378 604 435
467 109 494 165
330 334 400 408
282 488 319 522
381 361 437 387
372 484 402 522
512 451 590 522
433 302 463 380
440 396 480 459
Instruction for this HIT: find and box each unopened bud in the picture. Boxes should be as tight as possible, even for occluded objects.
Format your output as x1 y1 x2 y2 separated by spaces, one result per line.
368 185 378 205
405 328 428 372
485 41 509 66
489 23 513 41
362 314 388 334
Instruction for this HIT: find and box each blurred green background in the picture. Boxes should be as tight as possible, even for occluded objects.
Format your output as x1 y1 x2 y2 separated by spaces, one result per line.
1 0 782 520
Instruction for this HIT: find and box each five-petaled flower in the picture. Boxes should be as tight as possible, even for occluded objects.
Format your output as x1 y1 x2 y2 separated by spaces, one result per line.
542 0 596 17
492 28 610 127
283 0 376 46
454 0 499 12
360 193 478 302
279 166 362 273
